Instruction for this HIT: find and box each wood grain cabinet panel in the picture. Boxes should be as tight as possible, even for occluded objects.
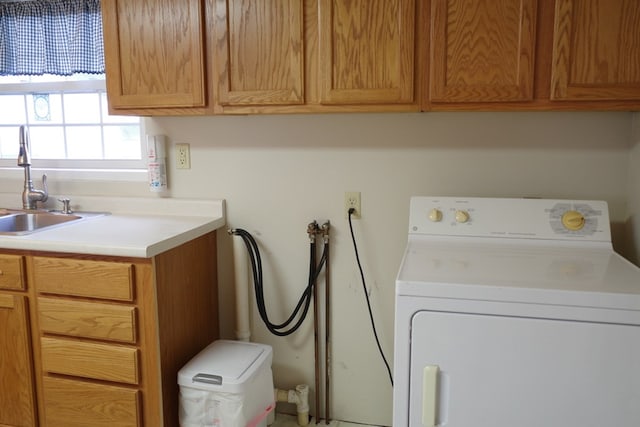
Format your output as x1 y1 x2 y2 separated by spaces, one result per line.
41 337 139 384
10 233 218 426
42 376 141 427
102 0 206 109
33 257 134 301
214 0 305 106
38 297 137 343
319 0 416 104
551 0 640 100
0 294 37 426
0 254 25 290
429 0 537 103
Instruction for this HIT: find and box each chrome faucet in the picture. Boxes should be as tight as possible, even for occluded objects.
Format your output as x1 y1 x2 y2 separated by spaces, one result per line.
18 125 48 210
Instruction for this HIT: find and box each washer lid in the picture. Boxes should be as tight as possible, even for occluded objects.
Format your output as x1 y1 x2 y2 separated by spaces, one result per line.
396 238 640 311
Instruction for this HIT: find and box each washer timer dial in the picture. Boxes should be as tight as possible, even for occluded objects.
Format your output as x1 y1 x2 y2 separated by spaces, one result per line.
561 210 586 231
548 202 600 236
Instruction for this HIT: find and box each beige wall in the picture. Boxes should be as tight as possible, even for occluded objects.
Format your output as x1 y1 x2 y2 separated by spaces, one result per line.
2 111 634 425
143 111 633 426
628 112 640 264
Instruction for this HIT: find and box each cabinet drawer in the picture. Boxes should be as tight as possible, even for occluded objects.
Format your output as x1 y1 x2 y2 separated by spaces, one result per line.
38 297 137 343
43 376 141 427
0 254 25 290
41 337 139 384
33 257 135 301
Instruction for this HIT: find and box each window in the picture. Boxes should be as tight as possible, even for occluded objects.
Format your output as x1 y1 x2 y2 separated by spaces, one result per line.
0 0 145 174
0 74 144 170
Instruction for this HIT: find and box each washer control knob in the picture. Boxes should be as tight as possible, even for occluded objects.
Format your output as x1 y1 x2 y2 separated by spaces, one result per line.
562 210 585 231
428 208 443 222
455 210 470 223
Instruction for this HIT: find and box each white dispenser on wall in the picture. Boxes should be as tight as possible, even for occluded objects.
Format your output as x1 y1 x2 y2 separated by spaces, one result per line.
147 134 167 193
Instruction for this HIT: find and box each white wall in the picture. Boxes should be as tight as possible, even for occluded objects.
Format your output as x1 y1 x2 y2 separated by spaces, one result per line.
2 111 633 425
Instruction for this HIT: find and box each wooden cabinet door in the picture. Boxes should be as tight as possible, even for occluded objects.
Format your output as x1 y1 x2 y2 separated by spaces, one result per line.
551 0 640 100
214 0 305 105
319 0 415 104
0 294 37 426
429 0 537 103
102 0 206 109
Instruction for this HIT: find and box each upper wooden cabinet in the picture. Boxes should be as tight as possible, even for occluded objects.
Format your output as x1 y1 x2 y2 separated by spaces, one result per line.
429 0 537 103
319 0 416 105
103 0 419 113
214 0 418 110
102 0 206 110
550 0 640 101
213 0 305 106
101 0 640 113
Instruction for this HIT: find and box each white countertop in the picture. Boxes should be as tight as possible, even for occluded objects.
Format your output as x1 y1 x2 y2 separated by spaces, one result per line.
0 196 226 258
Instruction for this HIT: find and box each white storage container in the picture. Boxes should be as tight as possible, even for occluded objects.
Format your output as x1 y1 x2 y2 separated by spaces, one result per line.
178 340 275 427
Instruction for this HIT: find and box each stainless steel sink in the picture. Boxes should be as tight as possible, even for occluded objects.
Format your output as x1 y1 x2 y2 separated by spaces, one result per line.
0 209 107 235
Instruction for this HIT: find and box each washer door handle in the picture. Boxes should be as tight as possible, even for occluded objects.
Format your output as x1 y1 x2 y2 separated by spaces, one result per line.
422 365 439 427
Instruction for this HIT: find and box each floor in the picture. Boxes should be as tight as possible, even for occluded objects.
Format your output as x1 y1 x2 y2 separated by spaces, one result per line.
271 413 383 427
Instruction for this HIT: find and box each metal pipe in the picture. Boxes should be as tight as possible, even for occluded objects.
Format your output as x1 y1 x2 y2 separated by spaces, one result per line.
322 221 331 424
309 221 321 424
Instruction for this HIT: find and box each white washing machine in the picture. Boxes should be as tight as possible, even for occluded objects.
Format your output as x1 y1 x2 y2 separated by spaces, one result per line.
393 197 640 427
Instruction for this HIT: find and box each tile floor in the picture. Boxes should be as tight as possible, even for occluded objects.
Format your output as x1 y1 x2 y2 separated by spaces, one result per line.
271 413 383 427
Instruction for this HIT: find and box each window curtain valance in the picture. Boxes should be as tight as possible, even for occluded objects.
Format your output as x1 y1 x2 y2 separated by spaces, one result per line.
0 0 104 75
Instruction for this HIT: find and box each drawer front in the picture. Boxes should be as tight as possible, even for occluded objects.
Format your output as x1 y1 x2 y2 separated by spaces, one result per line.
33 257 134 301
41 337 139 384
0 254 25 290
43 376 140 427
38 297 137 343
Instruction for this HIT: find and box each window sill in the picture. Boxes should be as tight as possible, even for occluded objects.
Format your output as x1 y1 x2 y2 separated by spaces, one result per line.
0 166 147 183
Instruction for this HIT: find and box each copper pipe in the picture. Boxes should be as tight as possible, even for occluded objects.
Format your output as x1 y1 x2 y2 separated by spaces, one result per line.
310 222 321 423
322 222 331 424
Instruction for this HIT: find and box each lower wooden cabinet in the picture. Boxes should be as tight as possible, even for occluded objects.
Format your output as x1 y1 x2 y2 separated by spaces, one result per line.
0 293 37 426
0 231 219 426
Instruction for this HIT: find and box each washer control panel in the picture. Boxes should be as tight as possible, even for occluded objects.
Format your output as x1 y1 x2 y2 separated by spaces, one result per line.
409 197 611 242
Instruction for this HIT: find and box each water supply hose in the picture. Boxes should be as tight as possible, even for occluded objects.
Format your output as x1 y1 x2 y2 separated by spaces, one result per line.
228 228 327 337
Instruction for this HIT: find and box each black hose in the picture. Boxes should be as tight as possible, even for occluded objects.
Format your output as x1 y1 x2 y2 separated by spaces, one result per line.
230 228 327 336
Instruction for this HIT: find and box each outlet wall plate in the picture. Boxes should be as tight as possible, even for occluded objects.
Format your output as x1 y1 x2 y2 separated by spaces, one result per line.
345 191 361 219
176 143 191 169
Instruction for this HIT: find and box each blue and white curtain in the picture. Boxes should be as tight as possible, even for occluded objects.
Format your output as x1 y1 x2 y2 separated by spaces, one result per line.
0 0 104 75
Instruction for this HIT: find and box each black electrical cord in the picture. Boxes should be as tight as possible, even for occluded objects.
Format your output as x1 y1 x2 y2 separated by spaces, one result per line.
230 228 327 337
347 208 394 387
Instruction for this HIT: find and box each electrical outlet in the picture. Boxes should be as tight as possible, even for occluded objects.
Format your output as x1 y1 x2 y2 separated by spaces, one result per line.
176 143 191 169
345 191 361 219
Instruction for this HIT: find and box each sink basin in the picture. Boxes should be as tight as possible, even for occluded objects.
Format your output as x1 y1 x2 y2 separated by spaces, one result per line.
0 209 106 235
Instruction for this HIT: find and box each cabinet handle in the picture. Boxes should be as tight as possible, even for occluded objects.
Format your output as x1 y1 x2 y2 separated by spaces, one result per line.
422 365 439 427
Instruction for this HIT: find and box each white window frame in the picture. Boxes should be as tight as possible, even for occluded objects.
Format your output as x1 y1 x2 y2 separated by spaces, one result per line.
0 77 147 182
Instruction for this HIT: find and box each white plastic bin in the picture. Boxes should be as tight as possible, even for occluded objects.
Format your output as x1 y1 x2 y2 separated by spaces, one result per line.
178 340 275 427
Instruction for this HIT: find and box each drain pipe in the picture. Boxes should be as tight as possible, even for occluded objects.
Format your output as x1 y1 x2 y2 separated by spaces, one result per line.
275 385 310 426
231 229 311 426
232 231 251 342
